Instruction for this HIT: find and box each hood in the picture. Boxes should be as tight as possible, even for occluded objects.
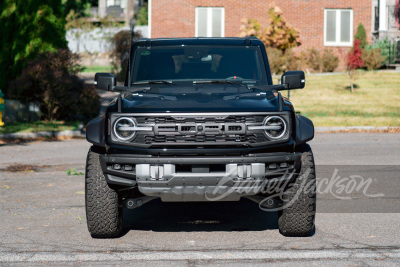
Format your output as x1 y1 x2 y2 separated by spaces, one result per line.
118 90 282 113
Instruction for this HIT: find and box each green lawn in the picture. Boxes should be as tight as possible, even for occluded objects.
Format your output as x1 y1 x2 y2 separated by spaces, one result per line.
81 65 111 73
0 121 81 135
278 71 400 127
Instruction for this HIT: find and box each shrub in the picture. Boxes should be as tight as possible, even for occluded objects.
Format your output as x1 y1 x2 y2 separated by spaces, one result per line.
354 23 368 50
367 38 396 65
306 48 321 72
284 50 303 71
362 48 385 70
9 49 100 122
239 4 301 54
266 48 286 75
321 49 339 72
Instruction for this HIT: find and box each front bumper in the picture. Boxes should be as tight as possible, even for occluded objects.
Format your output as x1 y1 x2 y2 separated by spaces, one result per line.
99 152 301 201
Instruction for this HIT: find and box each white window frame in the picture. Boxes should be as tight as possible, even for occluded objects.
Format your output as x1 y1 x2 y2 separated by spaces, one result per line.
324 9 353 47
195 7 225 37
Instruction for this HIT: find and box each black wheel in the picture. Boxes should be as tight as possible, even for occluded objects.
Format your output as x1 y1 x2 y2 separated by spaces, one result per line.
278 144 316 237
85 147 123 238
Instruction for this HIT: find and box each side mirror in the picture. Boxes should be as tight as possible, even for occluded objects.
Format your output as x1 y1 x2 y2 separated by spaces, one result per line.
281 71 305 89
94 73 116 91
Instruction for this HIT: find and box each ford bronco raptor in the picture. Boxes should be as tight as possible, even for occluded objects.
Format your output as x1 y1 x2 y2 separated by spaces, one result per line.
86 37 316 238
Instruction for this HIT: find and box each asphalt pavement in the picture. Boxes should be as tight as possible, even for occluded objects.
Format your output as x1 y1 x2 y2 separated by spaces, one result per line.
0 133 400 266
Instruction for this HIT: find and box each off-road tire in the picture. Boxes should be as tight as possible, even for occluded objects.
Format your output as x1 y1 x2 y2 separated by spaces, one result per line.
278 144 316 237
85 147 123 238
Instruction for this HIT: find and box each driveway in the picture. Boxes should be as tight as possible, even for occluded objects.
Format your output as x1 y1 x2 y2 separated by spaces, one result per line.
0 133 399 265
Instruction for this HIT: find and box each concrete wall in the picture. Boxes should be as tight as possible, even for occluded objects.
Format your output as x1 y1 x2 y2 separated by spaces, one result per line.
66 25 149 54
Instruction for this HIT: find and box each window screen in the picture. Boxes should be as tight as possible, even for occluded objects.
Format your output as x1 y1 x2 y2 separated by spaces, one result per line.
340 10 351 43
326 10 336 42
324 9 353 46
196 7 225 37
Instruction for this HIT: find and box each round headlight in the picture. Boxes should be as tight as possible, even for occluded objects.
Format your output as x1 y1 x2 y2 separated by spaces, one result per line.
263 116 287 140
113 117 136 141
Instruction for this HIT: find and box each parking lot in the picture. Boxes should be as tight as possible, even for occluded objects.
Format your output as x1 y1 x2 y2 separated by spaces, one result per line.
1 133 400 265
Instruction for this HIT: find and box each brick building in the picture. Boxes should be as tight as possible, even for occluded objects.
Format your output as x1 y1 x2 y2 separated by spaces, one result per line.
148 0 374 57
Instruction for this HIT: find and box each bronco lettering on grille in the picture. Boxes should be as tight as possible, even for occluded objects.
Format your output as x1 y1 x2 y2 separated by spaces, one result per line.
154 123 246 135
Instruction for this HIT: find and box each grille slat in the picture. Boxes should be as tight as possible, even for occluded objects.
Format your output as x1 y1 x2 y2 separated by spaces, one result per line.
144 134 258 144
134 114 274 146
137 115 264 124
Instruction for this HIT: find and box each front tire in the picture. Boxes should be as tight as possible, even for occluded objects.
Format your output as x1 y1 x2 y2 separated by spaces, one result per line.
278 144 316 237
85 147 123 238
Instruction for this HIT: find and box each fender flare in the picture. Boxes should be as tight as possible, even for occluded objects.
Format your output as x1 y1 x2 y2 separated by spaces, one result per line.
86 116 106 147
295 114 314 145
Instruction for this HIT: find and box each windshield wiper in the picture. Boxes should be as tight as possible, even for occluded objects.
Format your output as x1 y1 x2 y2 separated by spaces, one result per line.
193 80 249 89
130 93 177 101
133 80 173 85
223 92 267 100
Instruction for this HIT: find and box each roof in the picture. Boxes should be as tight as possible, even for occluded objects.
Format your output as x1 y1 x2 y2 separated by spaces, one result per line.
132 37 264 48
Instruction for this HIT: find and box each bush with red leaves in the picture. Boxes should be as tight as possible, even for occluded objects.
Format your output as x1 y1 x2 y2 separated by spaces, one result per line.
9 49 100 122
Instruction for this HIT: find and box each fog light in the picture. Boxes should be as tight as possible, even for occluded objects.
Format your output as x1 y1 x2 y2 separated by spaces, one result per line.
113 164 121 170
280 162 288 168
123 165 133 171
268 163 277 169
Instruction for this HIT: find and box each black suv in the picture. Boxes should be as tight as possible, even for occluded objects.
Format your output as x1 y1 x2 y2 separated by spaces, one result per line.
86 37 316 238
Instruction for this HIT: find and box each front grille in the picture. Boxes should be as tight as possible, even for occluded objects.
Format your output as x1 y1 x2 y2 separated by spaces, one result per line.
110 112 291 147
144 134 258 144
137 115 264 124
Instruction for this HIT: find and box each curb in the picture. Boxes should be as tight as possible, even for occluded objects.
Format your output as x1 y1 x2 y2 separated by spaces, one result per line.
0 130 85 140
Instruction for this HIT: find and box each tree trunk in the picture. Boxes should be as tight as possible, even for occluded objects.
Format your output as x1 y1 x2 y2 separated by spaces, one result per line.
350 71 354 93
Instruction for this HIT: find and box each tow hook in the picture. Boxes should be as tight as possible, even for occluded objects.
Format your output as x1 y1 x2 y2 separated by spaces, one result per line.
123 196 157 209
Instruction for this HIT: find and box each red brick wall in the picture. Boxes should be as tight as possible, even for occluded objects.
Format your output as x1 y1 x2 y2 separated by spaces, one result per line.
151 0 372 68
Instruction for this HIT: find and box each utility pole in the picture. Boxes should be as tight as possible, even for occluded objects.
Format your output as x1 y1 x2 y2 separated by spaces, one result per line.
99 0 106 18
125 0 135 27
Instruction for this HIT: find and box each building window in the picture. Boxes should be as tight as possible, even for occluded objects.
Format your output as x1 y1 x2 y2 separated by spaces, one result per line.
324 9 353 46
195 7 225 37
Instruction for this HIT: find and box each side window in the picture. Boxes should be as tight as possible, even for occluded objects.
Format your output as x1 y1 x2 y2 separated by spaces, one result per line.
324 9 353 46
195 7 225 37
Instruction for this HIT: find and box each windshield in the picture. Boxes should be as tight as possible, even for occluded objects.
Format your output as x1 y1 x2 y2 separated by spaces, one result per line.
131 46 267 86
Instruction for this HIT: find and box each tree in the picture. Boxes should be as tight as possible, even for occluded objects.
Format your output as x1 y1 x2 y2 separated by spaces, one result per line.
347 39 364 93
260 6 301 54
238 5 301 54
0 0 67 97
238 19 261 37
63 0 94 18
354 23 367 50
136 3 149 25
